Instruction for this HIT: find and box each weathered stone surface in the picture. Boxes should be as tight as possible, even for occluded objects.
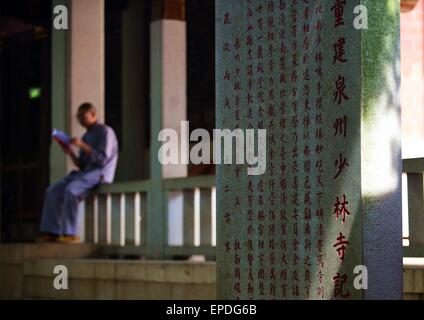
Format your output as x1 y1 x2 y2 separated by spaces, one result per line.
0 264 23 299
0 243 99 264
216 0 402 299
8 258 216 300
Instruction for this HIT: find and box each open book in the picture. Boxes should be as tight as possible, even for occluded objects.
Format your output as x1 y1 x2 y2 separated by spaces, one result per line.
52 129 71 145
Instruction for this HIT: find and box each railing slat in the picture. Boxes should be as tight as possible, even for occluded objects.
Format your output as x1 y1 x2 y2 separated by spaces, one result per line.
85 196 95 242
98 194 108 244
120 194 125 246
200 188 212 246
140 192 148 246
94 196 99 243
134 193 141 246
111 194 122 246
183 189 195 246
125 193 136 245
407 173 424 246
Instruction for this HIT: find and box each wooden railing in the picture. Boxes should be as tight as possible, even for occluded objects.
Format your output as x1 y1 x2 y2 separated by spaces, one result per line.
403 158 424 257
81 175 216 259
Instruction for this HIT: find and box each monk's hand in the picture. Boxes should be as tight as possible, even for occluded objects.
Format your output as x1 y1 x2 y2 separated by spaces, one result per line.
70 137 84 148
71 138 92 156
58 141 71 154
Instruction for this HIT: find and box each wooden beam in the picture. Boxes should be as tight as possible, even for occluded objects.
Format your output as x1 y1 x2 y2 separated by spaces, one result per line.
401 0 419 12
152 0 186 21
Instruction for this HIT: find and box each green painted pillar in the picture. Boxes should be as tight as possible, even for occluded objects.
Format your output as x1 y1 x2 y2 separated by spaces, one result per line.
148 1 187 258
50 0 69 183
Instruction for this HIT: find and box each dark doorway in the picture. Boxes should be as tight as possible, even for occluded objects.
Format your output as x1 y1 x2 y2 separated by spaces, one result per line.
0 0 52 242
187 0 215 176
187 0 215 134
105 0 151 181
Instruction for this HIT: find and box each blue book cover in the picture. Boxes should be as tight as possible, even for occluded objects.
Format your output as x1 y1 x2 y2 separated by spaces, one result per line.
52 129 71 145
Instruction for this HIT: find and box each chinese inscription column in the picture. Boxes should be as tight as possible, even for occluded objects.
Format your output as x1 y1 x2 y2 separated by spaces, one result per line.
217 0 402 300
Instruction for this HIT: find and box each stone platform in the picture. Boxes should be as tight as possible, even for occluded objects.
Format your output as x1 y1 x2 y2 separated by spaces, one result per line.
403 258 424 300
0 244 422 300
0 244 215 300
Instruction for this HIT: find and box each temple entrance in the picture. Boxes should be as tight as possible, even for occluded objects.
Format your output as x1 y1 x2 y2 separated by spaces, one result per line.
0 0 52 242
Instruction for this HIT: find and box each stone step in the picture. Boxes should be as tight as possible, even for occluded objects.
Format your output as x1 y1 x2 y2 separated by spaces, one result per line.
23 259 216 300
24 259 216 283
0 243 100 299
403 258 424 299
0 243 100 264
2 244 423 300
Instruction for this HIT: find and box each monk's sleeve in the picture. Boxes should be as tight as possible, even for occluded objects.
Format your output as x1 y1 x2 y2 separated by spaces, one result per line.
89 128 115 167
